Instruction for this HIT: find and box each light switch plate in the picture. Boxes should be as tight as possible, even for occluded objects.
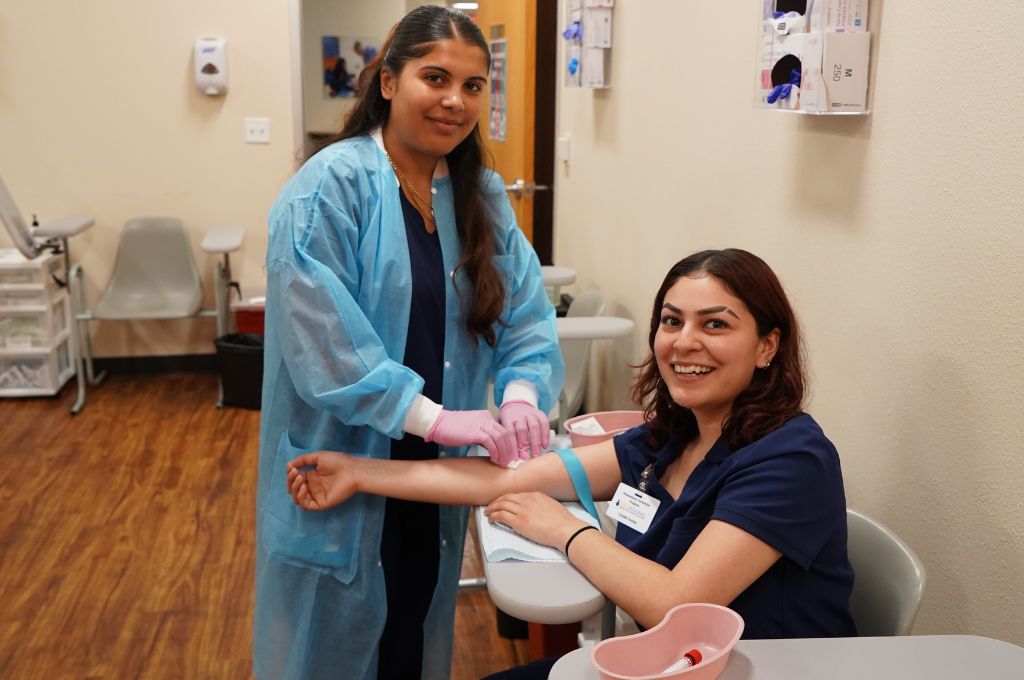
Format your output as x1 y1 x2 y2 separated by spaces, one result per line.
556 133 571 162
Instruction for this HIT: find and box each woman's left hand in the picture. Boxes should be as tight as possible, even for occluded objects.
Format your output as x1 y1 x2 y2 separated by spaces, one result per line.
484 492 587 550
498 400 551 461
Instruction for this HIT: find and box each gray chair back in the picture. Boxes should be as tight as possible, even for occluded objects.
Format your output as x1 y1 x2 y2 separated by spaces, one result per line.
94 217 203 319
847 508 926 636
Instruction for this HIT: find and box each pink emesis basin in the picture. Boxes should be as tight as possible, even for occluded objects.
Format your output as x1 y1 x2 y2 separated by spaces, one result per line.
591 603 744 680
564 410 646 447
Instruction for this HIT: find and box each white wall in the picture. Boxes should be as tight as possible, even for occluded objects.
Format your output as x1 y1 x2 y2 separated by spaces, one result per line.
553 1 1024 644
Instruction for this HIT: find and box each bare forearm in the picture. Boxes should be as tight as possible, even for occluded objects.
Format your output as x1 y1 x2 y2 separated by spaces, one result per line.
351 455 515 505
566 529 681 628
567 520 782 629
351 451 582 505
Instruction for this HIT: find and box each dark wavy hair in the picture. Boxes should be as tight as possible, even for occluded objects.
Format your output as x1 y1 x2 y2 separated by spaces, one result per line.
631 249 806 451
312 6 505 346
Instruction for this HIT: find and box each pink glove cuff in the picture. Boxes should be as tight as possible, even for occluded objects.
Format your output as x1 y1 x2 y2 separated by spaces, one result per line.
498 399 534 413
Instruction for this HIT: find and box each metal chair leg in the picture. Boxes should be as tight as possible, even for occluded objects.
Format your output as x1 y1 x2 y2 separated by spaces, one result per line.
68 264 107 414
70 343 87 415
213 255 233 410
68 264 88 414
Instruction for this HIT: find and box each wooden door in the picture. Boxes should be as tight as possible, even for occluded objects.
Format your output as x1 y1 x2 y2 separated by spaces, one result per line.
475 0 539 242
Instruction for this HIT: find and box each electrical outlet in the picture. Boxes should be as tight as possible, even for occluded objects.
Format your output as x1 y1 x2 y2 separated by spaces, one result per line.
244 117 270 144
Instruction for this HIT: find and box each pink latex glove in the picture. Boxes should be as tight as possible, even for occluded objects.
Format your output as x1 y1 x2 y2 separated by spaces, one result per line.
425 409 517 467
498 400 551 462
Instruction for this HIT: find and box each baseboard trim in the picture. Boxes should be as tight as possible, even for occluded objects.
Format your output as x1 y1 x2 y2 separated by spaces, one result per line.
93 354 217 375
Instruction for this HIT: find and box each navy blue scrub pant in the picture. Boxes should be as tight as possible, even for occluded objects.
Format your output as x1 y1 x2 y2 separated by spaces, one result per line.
377 430 441 680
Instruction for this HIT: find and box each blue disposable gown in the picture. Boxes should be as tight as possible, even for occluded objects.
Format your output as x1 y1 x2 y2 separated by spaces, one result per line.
253 134 564 680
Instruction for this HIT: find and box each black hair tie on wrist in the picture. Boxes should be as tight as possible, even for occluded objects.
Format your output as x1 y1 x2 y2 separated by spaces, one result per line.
564 525 597 558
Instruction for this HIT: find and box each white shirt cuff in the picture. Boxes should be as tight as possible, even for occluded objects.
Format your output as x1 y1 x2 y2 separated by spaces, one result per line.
500 380 538 408
403 395 444 438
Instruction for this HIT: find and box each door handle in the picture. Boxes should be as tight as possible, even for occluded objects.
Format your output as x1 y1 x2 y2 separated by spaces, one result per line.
505 179 550 198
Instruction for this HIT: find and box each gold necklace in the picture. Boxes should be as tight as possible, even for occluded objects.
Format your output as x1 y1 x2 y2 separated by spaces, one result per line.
384 150 435 226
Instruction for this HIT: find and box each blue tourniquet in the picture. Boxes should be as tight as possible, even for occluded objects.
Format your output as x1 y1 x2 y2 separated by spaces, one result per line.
553 449 600 524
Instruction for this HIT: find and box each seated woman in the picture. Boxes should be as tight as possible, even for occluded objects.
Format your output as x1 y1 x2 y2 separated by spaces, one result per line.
285 248 855 677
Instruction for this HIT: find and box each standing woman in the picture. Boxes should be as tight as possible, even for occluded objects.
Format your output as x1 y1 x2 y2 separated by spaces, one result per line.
253 6 563 680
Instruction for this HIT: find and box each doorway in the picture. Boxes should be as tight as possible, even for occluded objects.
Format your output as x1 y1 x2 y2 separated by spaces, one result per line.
288 0 556 261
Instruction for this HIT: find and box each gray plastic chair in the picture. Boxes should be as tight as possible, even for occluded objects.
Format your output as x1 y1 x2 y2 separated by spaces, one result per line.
69 216 244 414
587 508 929 646
846 508 927 636
94 218 203 320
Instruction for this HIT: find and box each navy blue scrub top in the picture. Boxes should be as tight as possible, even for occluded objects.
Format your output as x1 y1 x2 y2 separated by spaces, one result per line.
613 414 856 639
391 190 445 462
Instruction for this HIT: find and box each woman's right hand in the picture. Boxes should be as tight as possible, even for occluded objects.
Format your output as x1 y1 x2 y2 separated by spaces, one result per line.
286 452 357 510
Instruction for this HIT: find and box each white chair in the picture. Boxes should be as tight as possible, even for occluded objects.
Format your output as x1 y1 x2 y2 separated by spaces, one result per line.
846 508 926 636
540 264 576 307
485 288 607 429
69 216 244 414
553 288 606 430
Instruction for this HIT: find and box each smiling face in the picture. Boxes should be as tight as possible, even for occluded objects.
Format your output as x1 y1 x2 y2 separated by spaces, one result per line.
654 274 779 428
380 38 488 162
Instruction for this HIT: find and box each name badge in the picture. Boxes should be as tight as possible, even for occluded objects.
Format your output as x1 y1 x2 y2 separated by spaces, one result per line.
605 483 660 534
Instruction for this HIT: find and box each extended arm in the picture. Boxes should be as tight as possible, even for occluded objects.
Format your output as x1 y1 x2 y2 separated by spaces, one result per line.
267 197 422 439
287 438 621 510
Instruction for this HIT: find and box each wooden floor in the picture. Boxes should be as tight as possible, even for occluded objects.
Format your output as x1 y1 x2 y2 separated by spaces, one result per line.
0 372 529 679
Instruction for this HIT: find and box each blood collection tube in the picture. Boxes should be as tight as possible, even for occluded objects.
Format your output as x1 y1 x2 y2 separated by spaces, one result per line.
662 648 702 673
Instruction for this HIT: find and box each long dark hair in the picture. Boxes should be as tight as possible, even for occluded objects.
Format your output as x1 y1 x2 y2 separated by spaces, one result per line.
313 6 505 346
631 249 806 451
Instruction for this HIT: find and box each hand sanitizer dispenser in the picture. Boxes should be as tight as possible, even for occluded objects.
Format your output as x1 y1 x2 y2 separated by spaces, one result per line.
194 37 228 96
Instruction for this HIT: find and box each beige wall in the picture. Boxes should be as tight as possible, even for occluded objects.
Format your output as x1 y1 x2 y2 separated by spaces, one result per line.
554 1 1024 644
0 0 296 357
3 0 1023 649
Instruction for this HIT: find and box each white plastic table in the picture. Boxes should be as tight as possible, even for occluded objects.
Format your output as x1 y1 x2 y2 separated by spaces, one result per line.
474 507 607 625
541 266 576 307
474 318 632 629
549 634 1024 679
556 316 634 340
540 265 577 288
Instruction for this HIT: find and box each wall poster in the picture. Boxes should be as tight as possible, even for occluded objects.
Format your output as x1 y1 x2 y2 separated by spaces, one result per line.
321 35 381 99
488 37 507 141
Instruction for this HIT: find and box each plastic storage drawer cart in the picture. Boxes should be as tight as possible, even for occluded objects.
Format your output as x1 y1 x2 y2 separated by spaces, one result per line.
0 249 75 396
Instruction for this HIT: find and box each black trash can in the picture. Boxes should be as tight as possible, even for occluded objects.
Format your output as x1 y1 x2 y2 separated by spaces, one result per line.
496 608 529 639
555 292 573 318
214 332 264 410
